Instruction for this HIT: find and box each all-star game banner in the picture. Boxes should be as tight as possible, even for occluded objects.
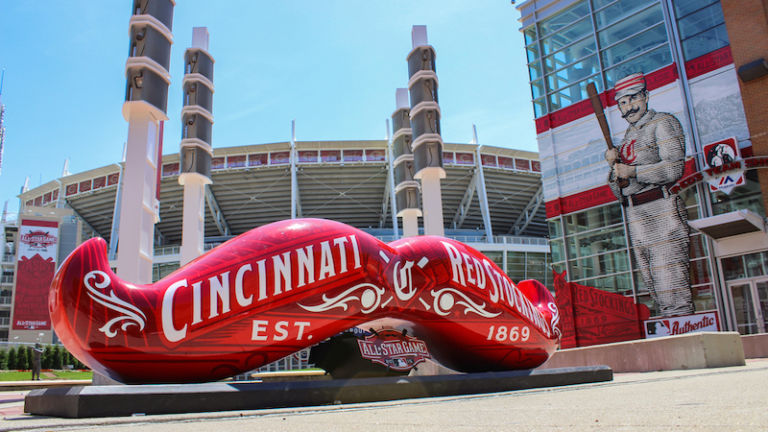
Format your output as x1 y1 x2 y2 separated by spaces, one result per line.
13 219 59 330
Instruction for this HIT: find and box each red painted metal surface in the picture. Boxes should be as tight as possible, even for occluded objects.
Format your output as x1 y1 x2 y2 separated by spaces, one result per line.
50 219 560 383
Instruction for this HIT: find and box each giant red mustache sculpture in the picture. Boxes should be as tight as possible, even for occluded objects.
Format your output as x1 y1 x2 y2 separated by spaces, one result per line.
50 219 560 383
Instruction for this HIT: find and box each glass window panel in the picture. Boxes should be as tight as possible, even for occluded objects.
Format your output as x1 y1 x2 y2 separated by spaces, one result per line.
595 0 657 29
592 0 617 11
528 61 543 81
524 27 537 45
598 5 664 46
566 226 626 258
524 252 550 283
745 251 768 278
543 37 596 72
533 98 548 117
692 284 716 312
526 44 541 63
484 251 504 270
722 255 746 281
730 283 758 334
538 2 590 38
673 0 718 19
563 204 624 234
544 54 599 84
604 44 672 87
541 18 593 55
689 233 709 259
549 76 601 110
601 24 668 68
578 272 633 295
690 258 712 285
678 2 725 39
710 171 766 217
569 251 630 279
548 218 563 238
550 238 565 263
681 24 729 61
531 78 545 98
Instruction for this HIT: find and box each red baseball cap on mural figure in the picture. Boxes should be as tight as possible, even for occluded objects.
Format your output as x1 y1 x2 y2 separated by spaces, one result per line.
614 72 646 100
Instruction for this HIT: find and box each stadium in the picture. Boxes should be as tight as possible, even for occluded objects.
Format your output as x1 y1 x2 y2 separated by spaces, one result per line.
2 139 552 347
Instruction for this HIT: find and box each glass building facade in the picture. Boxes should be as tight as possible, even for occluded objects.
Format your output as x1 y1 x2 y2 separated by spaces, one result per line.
524 0 729 117
517 0 768 333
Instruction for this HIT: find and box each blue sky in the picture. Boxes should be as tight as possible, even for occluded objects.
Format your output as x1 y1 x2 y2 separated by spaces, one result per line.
0 1 535 217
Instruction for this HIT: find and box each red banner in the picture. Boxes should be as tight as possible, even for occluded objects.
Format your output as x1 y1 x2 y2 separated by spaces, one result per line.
553 270 649 349
13 219 59 330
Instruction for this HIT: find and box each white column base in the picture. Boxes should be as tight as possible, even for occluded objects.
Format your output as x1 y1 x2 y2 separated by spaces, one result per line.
179 173 211 266
419 168 445 237
399 209 421 237
116 114 160 284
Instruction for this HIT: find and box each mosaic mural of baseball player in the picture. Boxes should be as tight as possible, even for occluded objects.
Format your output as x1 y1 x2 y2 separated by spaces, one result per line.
604 72 694 317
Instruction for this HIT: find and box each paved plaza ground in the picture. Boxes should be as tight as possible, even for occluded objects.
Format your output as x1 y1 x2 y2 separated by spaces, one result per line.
1 358 766 431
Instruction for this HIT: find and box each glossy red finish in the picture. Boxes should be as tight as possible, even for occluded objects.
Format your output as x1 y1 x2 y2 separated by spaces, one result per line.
50 219 560 383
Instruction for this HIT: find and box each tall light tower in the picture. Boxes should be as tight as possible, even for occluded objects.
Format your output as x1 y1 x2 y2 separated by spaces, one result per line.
179 27 214 266
0 70 6 176
117 0 174 283
407 26 445 237
391 88 421 237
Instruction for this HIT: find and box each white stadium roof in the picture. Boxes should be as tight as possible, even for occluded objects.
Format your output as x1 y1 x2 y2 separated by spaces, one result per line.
19 140 546 245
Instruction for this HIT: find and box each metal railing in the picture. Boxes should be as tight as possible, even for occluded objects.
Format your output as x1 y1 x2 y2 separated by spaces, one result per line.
148 235 549 260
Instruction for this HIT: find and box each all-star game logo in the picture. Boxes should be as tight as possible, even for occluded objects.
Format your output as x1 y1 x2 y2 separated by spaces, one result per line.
20 230 57 249
357 328 431 372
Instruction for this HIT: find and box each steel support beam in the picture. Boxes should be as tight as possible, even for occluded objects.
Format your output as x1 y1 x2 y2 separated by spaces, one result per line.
205 185 230 236
510 184 543 236
452 171 477 229
474 136 494 242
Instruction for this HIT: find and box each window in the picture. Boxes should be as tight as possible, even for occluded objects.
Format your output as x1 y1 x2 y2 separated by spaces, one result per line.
594 0 657 29
674 0 729 61
601 24 668 68
538 2 590 38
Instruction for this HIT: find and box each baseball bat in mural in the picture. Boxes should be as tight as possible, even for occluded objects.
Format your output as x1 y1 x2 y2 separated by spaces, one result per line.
587 82 628 188
49 218 560 384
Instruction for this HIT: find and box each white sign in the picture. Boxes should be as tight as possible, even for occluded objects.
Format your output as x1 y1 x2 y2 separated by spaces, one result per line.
644 312 719 338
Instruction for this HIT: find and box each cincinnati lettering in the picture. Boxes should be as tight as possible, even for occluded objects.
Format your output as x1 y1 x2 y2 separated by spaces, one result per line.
162 234 362 342
440 241 551 337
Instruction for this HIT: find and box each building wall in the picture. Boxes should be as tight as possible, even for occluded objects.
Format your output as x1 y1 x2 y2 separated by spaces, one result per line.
721 0 768 212
518 0 768 329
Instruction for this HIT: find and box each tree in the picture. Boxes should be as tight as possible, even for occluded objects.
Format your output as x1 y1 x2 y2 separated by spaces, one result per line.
0 349 7 370
17 347 29 370
42 345 53 369
52 345 64 370
7 347 17 370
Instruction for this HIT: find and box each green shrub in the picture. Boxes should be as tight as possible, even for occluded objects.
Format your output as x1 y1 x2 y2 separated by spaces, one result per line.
0 349 7 370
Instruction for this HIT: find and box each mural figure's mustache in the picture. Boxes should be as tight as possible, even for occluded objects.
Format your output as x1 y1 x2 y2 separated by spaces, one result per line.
622 107 640 119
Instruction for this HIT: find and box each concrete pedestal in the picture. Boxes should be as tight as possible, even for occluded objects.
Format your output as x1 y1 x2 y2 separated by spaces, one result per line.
24 366 612 418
